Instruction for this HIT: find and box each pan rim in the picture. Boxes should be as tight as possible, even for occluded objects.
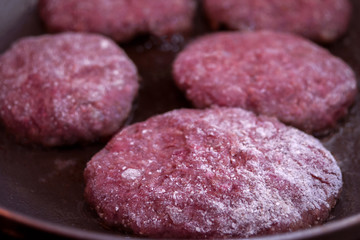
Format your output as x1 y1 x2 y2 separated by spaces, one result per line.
1 204 360 240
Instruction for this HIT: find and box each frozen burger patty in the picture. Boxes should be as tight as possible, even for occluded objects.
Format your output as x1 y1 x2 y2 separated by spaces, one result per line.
84 107 342 238
203 0 351 42
39 0 196 42
0 33 138 146
173 31 357 133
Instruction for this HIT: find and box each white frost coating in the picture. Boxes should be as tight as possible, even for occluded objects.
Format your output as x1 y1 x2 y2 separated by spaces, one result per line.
173 31 356 132
85 108 342 238
121 168 141 180
0 32 139 146
100 39 110 49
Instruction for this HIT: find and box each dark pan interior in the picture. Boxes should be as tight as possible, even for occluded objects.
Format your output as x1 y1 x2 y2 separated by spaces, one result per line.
1 0 360 239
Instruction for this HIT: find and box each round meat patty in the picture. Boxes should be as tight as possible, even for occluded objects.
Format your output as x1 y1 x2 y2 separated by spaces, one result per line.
84 107 342 238
0 33 139 146
173 31 357 133
203 0 351 42
38 0 196 42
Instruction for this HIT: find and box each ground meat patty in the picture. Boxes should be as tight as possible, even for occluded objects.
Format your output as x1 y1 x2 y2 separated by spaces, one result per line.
38 0 196 42
0 33 138 146
84 107 342 238
173 31 357 133
203 0 351 42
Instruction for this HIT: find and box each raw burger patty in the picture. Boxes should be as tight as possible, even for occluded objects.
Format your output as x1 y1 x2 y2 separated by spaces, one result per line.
39 0 196 42
0 33 138 146
203 0 351 42
84 107 342 238
173 31 357 133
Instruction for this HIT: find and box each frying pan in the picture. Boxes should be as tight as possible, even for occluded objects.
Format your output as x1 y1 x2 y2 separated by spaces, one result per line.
1 0 360 239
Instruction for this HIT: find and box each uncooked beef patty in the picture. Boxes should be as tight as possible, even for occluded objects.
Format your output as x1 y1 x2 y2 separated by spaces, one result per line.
84 107 342 238
173 31 357 133
203 0 351 42
0 32 138 146
38 0 196 42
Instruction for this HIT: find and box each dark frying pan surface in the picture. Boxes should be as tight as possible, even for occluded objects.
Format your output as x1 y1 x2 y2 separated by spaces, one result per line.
1 0 360 239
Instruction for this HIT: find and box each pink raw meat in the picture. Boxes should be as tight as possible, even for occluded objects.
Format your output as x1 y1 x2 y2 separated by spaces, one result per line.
0 32 138 146
173 31 357 133
84 107 342 238
203 0 351 42
39 0 197 42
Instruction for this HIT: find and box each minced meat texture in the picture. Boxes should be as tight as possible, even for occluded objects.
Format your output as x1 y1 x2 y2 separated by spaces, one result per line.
84 107 342 238
173 31 357 133
203 0 351 42
39 0 197 42
0 32 138 146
